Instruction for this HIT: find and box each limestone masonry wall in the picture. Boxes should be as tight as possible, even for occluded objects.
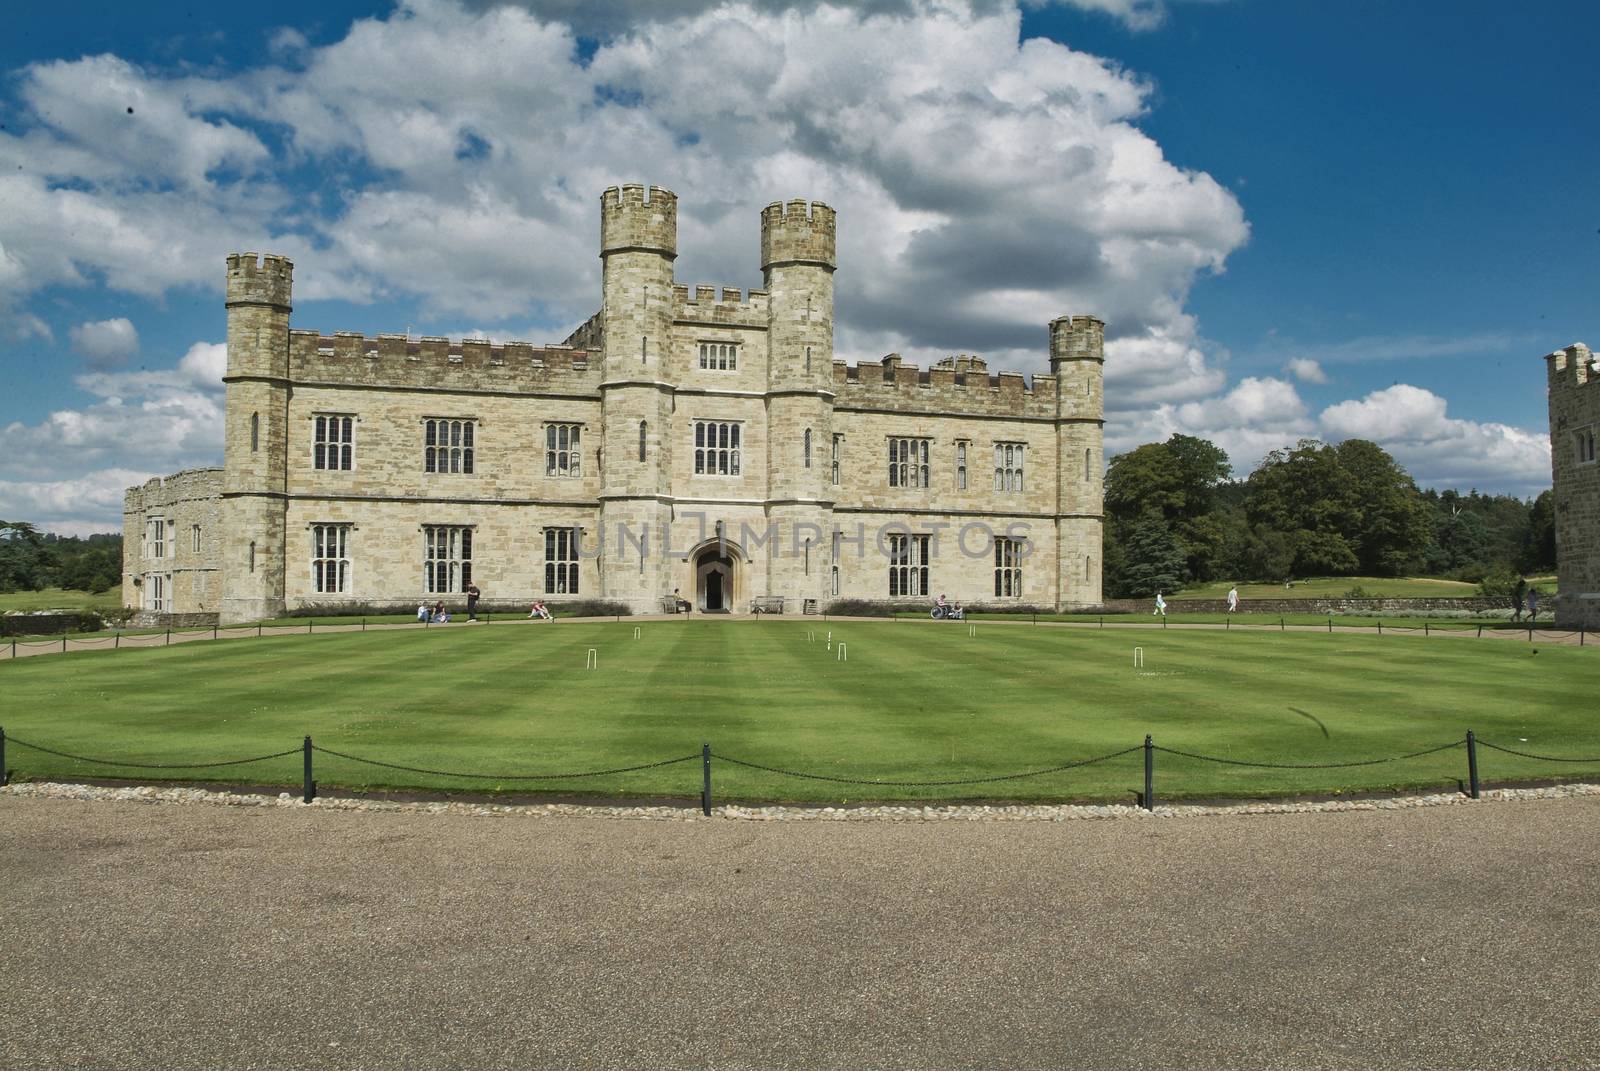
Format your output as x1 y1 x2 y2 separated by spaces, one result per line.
128 188 1107 620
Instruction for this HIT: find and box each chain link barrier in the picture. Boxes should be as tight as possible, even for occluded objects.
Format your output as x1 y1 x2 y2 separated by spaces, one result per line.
715 745 1145 787
310 744 702 781
5 735 302 770
1474 739 1600 764
1152 739 1465 770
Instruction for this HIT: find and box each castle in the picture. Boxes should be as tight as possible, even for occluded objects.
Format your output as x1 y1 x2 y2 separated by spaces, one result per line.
123 187 1106 623
1545 342 1599 628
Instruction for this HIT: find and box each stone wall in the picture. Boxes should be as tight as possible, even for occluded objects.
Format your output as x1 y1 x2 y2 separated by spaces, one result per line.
1546 342 1600 629
122 468 223 615
128 188 1107 619
1099 597 1511 615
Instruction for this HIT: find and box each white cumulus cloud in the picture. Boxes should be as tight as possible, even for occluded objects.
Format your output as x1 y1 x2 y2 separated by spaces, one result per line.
68 317 140 368
1284 356 1327 384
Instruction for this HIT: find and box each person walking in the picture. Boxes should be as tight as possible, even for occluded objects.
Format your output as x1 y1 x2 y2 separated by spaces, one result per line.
1227 585 1239 615
1511 577 1527 623
466 582 481 621
1527 585 1540 623
1153 591 1167 617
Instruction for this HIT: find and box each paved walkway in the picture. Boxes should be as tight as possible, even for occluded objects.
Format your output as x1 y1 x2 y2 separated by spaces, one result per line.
3 793 1597 1069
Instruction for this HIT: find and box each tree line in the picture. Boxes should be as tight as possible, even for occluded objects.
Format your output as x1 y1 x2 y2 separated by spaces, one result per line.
0 522 122 595
1103 436 1555 599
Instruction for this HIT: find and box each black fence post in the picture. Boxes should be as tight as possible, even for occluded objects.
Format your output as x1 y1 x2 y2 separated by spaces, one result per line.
1 725 7 786
257 623 262 637
303 736 316 803
9 638 15 659
1327 618 1333 633
1377 622 1383 636
1279 616 1285 631
62 633 68 654
1143 735 1154 811
1477 624 1482 638
308 619 314 635
115 633 120 650
1424 622 1430 637
701 743 712 817
1466 730 1480 800
213 624 218 640
165 628 171 646
362 618 367 631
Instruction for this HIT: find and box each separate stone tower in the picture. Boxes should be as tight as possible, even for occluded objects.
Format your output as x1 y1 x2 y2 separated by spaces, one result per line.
219 253 293 624
599 185 678 604
1050 315 1105 606
762 200 837 604
1545 342 1600 628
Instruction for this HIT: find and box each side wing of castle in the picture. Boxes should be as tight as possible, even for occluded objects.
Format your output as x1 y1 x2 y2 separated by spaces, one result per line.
123 187 1106 623
1546 343 1600 628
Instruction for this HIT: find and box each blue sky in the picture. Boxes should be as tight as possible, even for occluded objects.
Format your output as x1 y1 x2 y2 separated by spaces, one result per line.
1 0 1594 532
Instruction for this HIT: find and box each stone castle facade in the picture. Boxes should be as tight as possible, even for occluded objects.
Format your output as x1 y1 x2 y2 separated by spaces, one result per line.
1545 342 1599 628
124 187 1105 624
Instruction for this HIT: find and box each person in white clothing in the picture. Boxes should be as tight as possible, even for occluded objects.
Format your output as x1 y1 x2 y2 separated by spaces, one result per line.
1226 586 1239 614
1154 592 1167 617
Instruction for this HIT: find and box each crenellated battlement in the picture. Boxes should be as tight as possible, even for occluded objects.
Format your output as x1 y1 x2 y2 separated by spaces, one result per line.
830 354 1058 418
226 252 293 309
1049 315 1105 364
124 467 223 510
600 184 677 256
1548 343 1597 390
285 329 602 392
761 198 836 270
672 283 770 327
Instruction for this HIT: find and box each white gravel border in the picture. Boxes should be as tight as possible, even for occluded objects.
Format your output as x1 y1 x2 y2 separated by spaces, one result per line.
5 779 1599 821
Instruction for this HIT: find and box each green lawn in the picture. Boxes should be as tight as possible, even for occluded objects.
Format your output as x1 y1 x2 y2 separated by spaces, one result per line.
1173 576 1484 599
0 588 120 613
2 619 1594 804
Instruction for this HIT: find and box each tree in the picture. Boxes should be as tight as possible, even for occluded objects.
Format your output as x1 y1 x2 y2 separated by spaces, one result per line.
1111 510 1187 599
1333 439 1431 575
1105 435 1234 584
1520 490 1556 573
1243 440 1360 578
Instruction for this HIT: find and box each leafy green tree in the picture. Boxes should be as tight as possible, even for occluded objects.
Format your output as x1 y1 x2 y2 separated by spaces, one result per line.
1111 510 1186 599
1519 490 1556 573
1243 440 1360 578
1333 439 1432 575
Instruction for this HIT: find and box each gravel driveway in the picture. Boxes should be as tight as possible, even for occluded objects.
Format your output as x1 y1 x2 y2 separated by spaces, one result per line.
3 794 1598 1070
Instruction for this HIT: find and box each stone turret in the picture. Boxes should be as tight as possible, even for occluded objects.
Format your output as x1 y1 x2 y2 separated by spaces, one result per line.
1049 314 1106 607
1545 342 1600 627
598 185 678 606
761 199 837 607
220 253 294 623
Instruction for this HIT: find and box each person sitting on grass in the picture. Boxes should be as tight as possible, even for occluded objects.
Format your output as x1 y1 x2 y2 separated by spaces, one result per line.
416 602 430 623
432 601 448 623
528 600 552 621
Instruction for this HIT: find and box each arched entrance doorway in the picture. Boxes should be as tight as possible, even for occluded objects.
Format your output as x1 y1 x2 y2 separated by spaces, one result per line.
691 539 741 613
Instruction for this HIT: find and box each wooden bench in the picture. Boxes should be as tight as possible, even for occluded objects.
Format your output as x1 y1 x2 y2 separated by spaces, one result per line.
751 595 786 615
661 596 692 614
802 599 820 615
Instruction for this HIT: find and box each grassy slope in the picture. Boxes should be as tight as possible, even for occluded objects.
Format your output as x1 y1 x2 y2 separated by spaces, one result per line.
1173 577 1479 599
0 588 120 613
3 620 1594 803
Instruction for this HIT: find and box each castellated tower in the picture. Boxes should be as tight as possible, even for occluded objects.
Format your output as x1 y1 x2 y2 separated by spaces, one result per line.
1545 342 1600 628
219 253 293 624
598 185 678 604
762 200 837 605
1050 315 1106 606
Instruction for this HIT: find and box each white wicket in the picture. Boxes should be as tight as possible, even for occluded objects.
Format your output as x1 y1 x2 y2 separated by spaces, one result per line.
837 643 847 662
586 648 598 669
633 626 641 639
1133 646 1144 668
